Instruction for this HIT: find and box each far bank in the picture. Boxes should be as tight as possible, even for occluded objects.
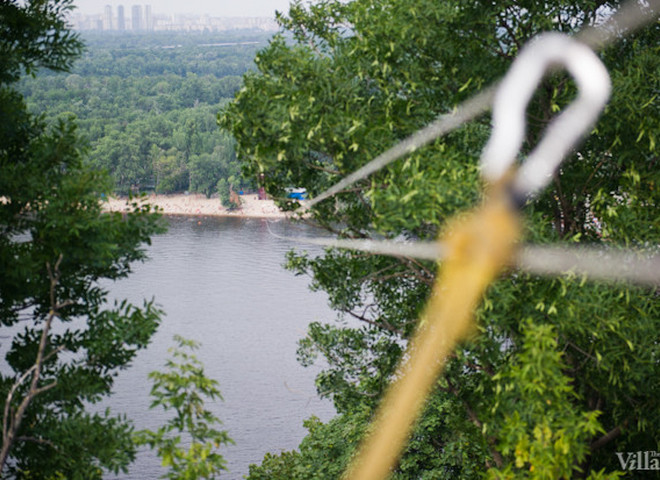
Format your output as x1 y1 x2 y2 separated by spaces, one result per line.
103 193 289 219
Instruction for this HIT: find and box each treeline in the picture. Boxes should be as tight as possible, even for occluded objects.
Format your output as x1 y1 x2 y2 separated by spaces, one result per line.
19 31 270 196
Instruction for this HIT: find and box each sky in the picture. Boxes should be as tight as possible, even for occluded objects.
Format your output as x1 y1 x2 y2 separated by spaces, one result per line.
72 0 296 17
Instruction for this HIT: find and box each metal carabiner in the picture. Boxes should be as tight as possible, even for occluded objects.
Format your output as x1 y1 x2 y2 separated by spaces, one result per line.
480 32 611 200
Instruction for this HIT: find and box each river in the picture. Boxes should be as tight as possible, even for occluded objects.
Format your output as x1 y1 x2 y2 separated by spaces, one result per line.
104 215 337 479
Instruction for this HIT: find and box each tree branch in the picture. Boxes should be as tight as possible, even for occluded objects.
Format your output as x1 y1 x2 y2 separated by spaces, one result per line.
346 309 404 337
590 421 627 451
498 9 522 53
15 435 57 449
445 377 504 469
305 161 342 176
0 255 67 472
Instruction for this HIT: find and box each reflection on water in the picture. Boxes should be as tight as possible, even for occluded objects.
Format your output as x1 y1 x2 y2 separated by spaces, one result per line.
104 216 337 479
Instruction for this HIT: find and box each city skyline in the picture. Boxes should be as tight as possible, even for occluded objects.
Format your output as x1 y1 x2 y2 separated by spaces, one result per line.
73 0 294 18
71 4 280 31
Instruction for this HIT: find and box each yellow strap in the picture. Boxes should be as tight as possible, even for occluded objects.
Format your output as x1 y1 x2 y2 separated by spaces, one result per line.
344 195 521 480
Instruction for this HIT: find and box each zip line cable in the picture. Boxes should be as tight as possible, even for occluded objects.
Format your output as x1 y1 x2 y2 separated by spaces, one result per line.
300 85 496 209
271 229 660 286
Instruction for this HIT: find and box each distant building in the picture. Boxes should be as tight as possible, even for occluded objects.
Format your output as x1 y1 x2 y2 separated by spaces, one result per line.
145 5 153 31
117 5 125 30
131 5 142 30
103 5 113 30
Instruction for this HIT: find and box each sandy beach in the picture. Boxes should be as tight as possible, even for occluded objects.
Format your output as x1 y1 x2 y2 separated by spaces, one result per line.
102 193 289 218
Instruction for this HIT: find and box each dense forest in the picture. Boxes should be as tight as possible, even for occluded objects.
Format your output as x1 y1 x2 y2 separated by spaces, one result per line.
18 31 269 196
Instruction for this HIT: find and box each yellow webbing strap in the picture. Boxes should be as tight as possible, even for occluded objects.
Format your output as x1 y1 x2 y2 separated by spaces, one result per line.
344 193 521 480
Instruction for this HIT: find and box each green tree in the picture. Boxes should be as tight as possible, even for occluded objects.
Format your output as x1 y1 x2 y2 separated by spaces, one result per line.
19 31 263 197
215 178 231 207
153 148 189 194
1 1 164 477
247 412 368 480
189 139 240 198
221 0 659 478
135 336 232 480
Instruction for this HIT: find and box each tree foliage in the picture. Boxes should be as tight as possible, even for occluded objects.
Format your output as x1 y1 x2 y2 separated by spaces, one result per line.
135 336 232 480
221 0 659 478
1 1 164 477
0 0 81 83
18 31 262 195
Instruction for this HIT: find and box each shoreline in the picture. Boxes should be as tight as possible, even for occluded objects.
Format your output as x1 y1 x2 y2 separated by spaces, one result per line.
102 193 289 219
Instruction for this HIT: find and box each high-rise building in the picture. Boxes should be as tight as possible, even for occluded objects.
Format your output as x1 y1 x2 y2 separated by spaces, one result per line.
117 5 125 30
145 5 153 31
131 5 143 30
103 5 113 30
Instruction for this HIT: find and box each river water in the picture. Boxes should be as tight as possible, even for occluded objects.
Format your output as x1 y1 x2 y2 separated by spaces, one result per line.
104 215 337 479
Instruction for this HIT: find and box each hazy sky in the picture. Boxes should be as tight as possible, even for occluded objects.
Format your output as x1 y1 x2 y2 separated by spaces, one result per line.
72 0 295 17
